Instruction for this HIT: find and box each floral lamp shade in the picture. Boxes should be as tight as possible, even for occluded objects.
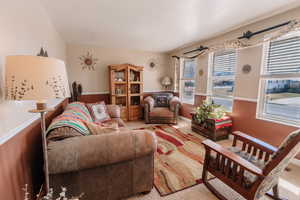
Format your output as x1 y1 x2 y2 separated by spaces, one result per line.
5 55 70 101
161 76 172 87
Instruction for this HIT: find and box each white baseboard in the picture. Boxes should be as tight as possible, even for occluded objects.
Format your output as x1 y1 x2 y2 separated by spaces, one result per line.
179 116 191 122
291 158 300 167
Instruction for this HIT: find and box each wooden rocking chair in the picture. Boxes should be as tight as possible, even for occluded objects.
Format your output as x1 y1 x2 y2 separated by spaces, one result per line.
202 130 300 200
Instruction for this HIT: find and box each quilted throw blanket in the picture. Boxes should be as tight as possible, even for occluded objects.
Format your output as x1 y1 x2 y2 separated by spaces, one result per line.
46 102 93 136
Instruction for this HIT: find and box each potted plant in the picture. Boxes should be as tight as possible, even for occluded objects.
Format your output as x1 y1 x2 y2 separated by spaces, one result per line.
191 100 231 141
194 100 226 125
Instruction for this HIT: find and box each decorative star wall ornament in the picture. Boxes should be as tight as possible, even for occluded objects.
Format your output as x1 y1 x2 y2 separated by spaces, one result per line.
147 58 159 70
79 52 98 71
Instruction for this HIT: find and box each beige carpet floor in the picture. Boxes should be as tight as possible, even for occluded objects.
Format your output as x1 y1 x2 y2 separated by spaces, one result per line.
125 119 300 200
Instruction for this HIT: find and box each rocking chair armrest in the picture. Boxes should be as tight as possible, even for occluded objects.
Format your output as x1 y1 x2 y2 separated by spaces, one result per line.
202 140 264 177
232 131 278 154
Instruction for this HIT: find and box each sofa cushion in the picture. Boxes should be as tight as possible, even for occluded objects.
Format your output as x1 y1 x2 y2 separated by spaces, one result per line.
47 127 83 141
85 121 118 135
86 101 111 123
102 118 126 128
149 107 173 118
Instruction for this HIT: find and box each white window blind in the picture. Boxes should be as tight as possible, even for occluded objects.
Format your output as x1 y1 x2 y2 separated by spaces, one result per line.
182 59 196 79
266 36 300 74
257 32 300 127
180 58 196 104
208 50 237 111
213 50 237 76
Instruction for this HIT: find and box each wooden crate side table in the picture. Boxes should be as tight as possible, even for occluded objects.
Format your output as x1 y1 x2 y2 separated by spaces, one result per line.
191 112 232 141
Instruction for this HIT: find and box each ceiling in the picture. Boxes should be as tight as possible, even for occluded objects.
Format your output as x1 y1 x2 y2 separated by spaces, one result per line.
41 0 300 52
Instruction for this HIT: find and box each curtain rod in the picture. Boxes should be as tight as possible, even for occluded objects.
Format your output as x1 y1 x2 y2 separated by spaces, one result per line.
238 20 292 39
183 45 209 55
180 20 292 56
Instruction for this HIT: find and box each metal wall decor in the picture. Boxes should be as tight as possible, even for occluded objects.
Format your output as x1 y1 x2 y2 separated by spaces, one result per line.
242 64 252 74
198 69 204 76
79 52 98 71
148 58 158 69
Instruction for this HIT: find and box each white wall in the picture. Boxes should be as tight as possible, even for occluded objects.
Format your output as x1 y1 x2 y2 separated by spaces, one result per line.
0 0 66 144
66 44 170 93
0 0 66 100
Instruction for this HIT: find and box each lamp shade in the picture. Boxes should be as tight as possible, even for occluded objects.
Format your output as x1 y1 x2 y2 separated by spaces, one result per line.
5 55 70 101
161 76 172 86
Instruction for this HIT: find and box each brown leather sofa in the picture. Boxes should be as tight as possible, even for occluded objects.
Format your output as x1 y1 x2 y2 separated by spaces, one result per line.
46 102 157 200
143 93 181 124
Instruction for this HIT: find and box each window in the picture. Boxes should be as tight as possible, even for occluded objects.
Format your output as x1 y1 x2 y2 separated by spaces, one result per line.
208 50 237 111
257 32 300 126
180 58 196 104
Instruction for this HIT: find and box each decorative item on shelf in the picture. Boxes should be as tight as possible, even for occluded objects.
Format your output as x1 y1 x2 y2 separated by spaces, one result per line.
79 52 98 71
37 47 48 57
23 184 83 200
161 76 172 90
130 84 140 94
242 64 252 74
130 70 135 81
116 88 124 95
5 55 70 193
71 81 83 102
115 71 125 82
130 70 140 81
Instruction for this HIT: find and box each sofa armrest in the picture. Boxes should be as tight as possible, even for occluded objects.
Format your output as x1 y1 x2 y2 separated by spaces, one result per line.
169 96 181 112
143 96 154 111
48 130 157 174
106 104 121 118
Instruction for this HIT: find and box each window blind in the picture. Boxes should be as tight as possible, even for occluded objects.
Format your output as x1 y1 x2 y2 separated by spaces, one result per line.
182 59 196 79
266 36 300 74
213 50 237 76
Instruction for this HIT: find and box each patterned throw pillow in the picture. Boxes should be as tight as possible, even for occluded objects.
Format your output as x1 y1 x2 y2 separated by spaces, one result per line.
85 121 118 135
86 101 111 123
153 93 173 107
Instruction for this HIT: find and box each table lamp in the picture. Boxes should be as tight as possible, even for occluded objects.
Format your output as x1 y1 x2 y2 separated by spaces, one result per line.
161 76 172 90
5 55 70 193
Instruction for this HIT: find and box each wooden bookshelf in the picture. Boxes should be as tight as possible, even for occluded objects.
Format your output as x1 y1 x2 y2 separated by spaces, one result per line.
109 64 143 121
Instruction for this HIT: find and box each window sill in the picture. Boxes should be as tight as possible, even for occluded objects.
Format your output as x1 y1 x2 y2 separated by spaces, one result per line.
256 115 300 128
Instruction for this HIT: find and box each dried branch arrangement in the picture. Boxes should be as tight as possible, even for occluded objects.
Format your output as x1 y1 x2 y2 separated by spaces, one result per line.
23 184 84 200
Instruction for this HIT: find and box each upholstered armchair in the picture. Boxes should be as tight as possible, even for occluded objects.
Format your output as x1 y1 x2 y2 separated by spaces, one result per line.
143 93 181 124
202 130 300 200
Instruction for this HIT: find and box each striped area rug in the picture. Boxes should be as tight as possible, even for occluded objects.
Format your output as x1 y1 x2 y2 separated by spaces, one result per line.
138 125 211 196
